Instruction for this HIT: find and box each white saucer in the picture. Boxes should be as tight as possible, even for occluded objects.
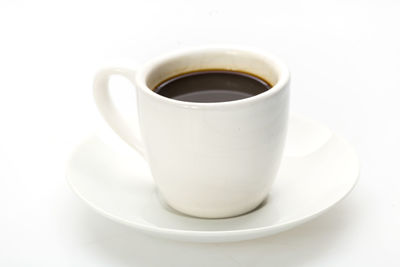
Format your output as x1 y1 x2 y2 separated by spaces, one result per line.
67 114 359 243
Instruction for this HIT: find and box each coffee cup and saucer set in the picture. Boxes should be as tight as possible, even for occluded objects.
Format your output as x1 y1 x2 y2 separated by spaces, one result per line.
66 46 359 243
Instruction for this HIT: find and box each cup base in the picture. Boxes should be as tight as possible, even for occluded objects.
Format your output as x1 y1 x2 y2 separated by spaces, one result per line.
156 190 269 219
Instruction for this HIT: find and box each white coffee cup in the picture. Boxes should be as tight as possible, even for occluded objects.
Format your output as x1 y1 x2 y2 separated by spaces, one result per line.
93 46 290 218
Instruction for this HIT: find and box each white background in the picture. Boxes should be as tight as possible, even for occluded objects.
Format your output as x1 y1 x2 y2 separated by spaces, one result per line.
0 0 399 266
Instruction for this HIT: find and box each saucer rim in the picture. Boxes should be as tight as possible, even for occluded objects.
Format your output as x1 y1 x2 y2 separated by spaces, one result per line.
66 115 359 240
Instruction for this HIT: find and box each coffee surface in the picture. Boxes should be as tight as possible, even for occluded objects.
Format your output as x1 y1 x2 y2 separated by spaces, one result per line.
153 70 271 103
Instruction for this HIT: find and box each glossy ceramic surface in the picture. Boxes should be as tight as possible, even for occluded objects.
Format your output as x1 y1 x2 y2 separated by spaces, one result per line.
93 46 290 218
67 114 359 243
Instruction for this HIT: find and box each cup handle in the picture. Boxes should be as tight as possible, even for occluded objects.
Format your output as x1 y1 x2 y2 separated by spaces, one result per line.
93 68 146 158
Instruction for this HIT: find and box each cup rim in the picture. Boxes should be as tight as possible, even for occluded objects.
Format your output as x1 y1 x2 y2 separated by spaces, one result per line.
135 45 290 108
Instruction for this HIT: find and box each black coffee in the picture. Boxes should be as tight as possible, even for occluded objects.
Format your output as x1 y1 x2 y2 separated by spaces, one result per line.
153 70 272 103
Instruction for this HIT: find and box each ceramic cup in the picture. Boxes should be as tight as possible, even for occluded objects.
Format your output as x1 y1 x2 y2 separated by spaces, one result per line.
93 46 290 218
